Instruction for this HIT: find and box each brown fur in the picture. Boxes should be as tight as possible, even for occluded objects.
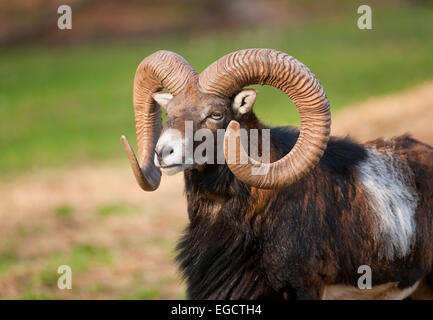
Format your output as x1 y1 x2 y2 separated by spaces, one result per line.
158 82 433 299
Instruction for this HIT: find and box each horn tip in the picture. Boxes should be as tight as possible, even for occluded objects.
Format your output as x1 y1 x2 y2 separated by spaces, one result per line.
227 120 241 131
120 135 129 145
120 135 133 153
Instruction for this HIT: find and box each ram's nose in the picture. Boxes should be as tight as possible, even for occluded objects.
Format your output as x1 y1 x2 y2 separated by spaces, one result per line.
154 130 184 168
154 145 174 166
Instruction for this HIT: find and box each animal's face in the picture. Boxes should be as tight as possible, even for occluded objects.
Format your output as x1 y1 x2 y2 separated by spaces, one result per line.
153 86 257 175
122 49 331 191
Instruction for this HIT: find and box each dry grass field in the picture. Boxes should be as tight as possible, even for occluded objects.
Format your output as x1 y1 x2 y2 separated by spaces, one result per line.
332 82 433 145
1 82 433 299
0 165 187 299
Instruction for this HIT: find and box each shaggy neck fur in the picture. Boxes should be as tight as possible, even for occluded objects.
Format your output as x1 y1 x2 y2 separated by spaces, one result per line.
176 116 433 300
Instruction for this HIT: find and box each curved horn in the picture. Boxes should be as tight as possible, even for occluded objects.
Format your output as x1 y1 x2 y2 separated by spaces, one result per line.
122 50 197 191
198 49 331 189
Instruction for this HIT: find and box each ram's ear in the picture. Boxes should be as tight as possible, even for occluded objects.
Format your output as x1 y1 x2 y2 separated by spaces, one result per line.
152 92 173 111
232 89 257 116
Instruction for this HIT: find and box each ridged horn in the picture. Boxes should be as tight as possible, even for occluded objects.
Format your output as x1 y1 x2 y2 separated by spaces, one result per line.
198 48 331 189
122 50 197 191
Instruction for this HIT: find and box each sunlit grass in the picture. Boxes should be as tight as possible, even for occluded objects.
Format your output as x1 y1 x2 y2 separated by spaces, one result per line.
1 4 432 175
97 203 140 217
32 245 110 281
0 253 19 275
122 287 161 300
55 204 74 219
31 244 112 294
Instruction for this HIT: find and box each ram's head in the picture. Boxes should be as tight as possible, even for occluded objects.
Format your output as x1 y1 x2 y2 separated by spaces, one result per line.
121 49 331 191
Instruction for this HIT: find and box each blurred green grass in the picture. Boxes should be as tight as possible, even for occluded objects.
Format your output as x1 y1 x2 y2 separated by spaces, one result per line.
1 4 432 175
20 244 112 299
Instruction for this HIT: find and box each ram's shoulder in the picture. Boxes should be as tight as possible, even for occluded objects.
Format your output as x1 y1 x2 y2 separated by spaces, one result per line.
316 134 367 176
270 126 368 176
365 134 433 166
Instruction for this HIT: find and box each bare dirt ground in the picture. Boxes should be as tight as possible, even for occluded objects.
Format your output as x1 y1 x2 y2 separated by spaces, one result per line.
1 82 432 299
0 165 187 299
332 82 433 146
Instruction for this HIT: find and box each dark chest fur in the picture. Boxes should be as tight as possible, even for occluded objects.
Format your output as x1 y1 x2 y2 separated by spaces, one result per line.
176 127 429 299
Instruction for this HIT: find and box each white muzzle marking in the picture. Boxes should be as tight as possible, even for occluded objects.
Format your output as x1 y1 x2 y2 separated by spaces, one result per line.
154 129 192 175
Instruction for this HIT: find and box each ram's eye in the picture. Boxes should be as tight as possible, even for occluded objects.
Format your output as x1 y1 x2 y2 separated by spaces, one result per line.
210 111 223 120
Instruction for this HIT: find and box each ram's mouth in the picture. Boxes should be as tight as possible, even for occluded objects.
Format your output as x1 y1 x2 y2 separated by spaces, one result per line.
158 164 177 169
159 164 187 176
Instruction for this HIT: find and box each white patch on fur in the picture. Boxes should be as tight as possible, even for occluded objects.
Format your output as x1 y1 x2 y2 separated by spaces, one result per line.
358 147 418 260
